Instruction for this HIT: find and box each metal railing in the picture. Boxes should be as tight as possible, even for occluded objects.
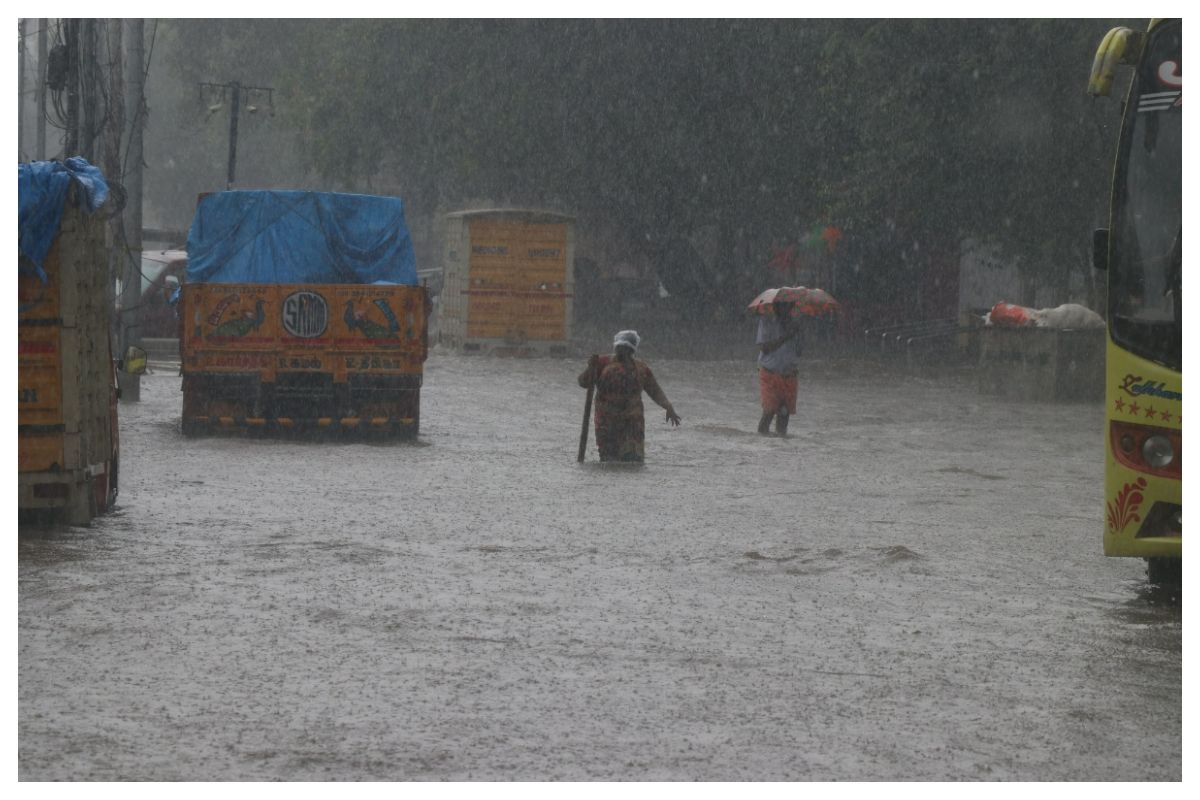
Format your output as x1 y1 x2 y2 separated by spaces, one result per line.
862 318 975 366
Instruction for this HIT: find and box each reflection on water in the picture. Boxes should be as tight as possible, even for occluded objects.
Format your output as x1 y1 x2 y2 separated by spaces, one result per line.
1108 573 1182 628
17 523 96 567
575 461 646 472
1131 578 1182 614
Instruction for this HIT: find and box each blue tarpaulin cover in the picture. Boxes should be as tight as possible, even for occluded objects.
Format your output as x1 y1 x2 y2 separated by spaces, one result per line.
18 157 110 283
185 190 418 286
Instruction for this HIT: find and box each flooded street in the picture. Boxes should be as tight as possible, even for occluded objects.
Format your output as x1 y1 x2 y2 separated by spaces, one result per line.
18 344 1181 781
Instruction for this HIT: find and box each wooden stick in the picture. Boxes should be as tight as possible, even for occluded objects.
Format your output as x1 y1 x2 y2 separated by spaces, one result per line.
578 367 595 462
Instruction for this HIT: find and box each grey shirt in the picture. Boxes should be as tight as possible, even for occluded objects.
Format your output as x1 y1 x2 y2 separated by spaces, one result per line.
756 316 802 374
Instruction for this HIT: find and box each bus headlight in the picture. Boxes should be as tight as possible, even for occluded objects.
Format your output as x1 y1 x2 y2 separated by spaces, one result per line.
1142 435 1175 468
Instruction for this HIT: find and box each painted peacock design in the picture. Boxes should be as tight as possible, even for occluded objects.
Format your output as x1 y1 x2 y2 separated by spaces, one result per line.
344 299 400 339
211 299 266 337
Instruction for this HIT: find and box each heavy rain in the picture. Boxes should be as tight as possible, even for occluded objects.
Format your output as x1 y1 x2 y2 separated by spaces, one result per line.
16 16 1183 782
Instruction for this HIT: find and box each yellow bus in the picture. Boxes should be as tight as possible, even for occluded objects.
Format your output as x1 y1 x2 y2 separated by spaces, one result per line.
1088 19 1181 582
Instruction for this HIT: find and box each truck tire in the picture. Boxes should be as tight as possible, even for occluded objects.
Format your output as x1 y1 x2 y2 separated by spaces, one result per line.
106 458 119 510
65 476 96 526
1146 557 1181 585
405 390 419 440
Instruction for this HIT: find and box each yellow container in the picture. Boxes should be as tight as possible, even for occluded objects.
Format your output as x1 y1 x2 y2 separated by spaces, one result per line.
439 209 574 353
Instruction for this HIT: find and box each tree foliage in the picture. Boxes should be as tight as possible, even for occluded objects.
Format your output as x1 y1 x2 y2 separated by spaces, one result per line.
153 18 1137 314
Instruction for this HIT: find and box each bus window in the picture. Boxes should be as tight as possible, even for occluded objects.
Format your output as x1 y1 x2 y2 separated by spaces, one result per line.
1108 23 1181 370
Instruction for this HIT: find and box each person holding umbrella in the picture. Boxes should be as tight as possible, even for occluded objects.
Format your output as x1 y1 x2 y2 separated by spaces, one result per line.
748 286 839 436
577 330 681 462
755 300 803 436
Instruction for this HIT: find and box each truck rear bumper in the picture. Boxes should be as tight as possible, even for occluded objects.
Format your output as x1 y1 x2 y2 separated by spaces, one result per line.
182 371 421 438
184 414 417 432
18 466 106 525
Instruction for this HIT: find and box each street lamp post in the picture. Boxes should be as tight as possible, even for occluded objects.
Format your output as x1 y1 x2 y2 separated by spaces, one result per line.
199 80 273 190
226 81 240 189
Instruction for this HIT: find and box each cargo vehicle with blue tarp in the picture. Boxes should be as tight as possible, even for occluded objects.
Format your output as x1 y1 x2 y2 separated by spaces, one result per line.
179 190 429 437
18 158 147 524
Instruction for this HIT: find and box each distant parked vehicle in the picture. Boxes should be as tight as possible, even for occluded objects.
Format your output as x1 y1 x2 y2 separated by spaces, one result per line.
117 249 188 339
438 209 575 355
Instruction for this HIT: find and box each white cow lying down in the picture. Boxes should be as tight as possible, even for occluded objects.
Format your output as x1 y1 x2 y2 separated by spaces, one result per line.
1030 303 1105 329
984 302 1105 329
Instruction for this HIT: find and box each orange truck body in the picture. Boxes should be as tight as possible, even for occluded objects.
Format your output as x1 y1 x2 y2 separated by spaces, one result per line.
179 282 429 436
439 209 575 354
18 193 120 524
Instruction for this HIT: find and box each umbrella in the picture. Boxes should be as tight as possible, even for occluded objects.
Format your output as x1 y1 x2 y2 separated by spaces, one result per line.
747 286 840 317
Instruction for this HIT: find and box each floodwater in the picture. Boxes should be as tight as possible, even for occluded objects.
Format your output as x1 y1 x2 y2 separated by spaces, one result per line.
18 344 1181 780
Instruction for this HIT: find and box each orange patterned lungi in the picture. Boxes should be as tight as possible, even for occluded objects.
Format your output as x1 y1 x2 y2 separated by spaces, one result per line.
759 367 798 415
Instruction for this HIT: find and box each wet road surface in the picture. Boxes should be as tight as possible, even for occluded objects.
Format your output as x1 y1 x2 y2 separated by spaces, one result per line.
18 348 1181 780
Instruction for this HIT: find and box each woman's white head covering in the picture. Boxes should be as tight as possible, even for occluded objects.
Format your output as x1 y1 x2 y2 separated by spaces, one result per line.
613 329 640 353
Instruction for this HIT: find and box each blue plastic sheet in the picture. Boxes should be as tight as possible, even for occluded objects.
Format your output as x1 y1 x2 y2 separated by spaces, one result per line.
185 190 418 286
18 158 110 283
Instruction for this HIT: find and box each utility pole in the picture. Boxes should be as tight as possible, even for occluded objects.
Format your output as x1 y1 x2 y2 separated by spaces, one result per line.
78 19 96 162
19 19 26 158
102 20 122 185
102 17 123 334
103 16 124 370
120 19 145 402
64 19 78 155
199 80 274 189
64 18 100 161
36 19 47 159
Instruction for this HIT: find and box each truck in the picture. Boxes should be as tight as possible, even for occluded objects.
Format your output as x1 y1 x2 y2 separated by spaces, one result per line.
438 209 575 355
18 159 147 525
179 190 429 437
